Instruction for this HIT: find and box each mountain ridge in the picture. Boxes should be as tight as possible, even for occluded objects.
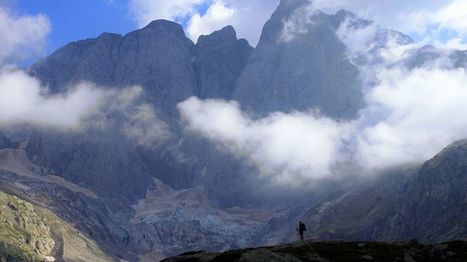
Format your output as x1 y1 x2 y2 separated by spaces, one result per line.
2 1 467 260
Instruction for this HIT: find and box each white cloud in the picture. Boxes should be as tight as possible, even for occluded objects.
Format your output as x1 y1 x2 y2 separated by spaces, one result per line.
428 0 467 35
178 65 467 180
178 16 467 180
0 68 103 128
178 97 349 182
279 3 318 43
187 1 235 41
355 67 467 170
0 69 168 145
128 0 467 48
104 86 169 146
187 0 279 45
129 0 278 45
0 6 50 63
129 0 207 27
312 0 451 32
313 0 467 49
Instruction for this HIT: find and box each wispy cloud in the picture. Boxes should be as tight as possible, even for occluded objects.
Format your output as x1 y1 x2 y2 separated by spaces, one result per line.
0 68 168 145
0 68 102 129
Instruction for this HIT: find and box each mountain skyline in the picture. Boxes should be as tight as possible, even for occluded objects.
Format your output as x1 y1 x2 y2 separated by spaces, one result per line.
4 0 467 66
1 0 467 261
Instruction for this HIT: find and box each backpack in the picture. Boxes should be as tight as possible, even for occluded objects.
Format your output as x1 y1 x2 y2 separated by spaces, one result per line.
300 223 307 231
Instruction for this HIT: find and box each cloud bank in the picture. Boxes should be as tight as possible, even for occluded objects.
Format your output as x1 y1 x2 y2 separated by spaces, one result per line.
0 4 167 147
179 66 467 181
178 97 348 183
0 68 168 145
178 8 467 182
0 69 103 128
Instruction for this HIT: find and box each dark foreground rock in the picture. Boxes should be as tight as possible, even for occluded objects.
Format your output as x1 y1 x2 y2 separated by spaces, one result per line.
162 240 467 262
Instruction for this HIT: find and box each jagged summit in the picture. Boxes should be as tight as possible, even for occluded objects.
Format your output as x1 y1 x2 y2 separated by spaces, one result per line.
142 19 186 34
198 25 238 43
233 0 364 119
334 9 357 19
278 0 309 10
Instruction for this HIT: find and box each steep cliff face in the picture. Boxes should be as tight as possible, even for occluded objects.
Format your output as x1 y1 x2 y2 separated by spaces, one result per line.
194 26 253 99
233 0 363 119
399 140 467 242
0 132 18 150
26 20 256 204
31 20 197 119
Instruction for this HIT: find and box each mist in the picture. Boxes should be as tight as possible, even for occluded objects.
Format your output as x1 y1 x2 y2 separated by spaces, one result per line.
0 68 168 145
177 4 467 182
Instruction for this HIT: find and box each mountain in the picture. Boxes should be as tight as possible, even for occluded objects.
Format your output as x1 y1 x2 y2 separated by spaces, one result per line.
2 0 467 260
233 0 364 119
0 131 18 150
268 140 467 244
27 20 256 205
194 25 253 99
19 16 265 260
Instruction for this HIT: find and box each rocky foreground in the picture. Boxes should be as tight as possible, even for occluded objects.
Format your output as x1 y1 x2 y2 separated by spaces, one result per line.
162 240 467 262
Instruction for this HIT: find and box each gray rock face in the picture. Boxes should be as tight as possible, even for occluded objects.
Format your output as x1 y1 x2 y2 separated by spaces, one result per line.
0 132 18 149
31 20 197 119
194 26 253 99
399 140 467 242
26 128 154 202
26 20 255 204
233 0 363 119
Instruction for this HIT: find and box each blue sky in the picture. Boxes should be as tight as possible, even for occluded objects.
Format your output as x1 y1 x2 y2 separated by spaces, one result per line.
5 0 467 66
15 0 134 54
13 0 213 56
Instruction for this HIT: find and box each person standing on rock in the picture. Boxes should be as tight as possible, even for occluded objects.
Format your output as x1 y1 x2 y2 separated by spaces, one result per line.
297 221 307 240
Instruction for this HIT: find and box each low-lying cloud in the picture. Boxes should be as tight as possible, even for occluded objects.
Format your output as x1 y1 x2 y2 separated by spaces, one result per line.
0 68 103 128
178 97 348 183
179 65 467 181
356 67 467 170
0 68 168 145
178 7 467 182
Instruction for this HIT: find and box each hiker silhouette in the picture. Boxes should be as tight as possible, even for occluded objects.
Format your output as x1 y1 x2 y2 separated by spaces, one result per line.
297 221 307 240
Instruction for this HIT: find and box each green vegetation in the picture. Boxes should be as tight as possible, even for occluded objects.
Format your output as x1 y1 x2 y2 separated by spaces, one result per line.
0 192 53 262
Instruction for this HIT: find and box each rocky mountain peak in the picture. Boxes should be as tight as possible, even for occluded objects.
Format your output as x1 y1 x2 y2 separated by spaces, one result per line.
277 0 309 11
141 19 187 37
198 25 238 44
233 0 364 119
